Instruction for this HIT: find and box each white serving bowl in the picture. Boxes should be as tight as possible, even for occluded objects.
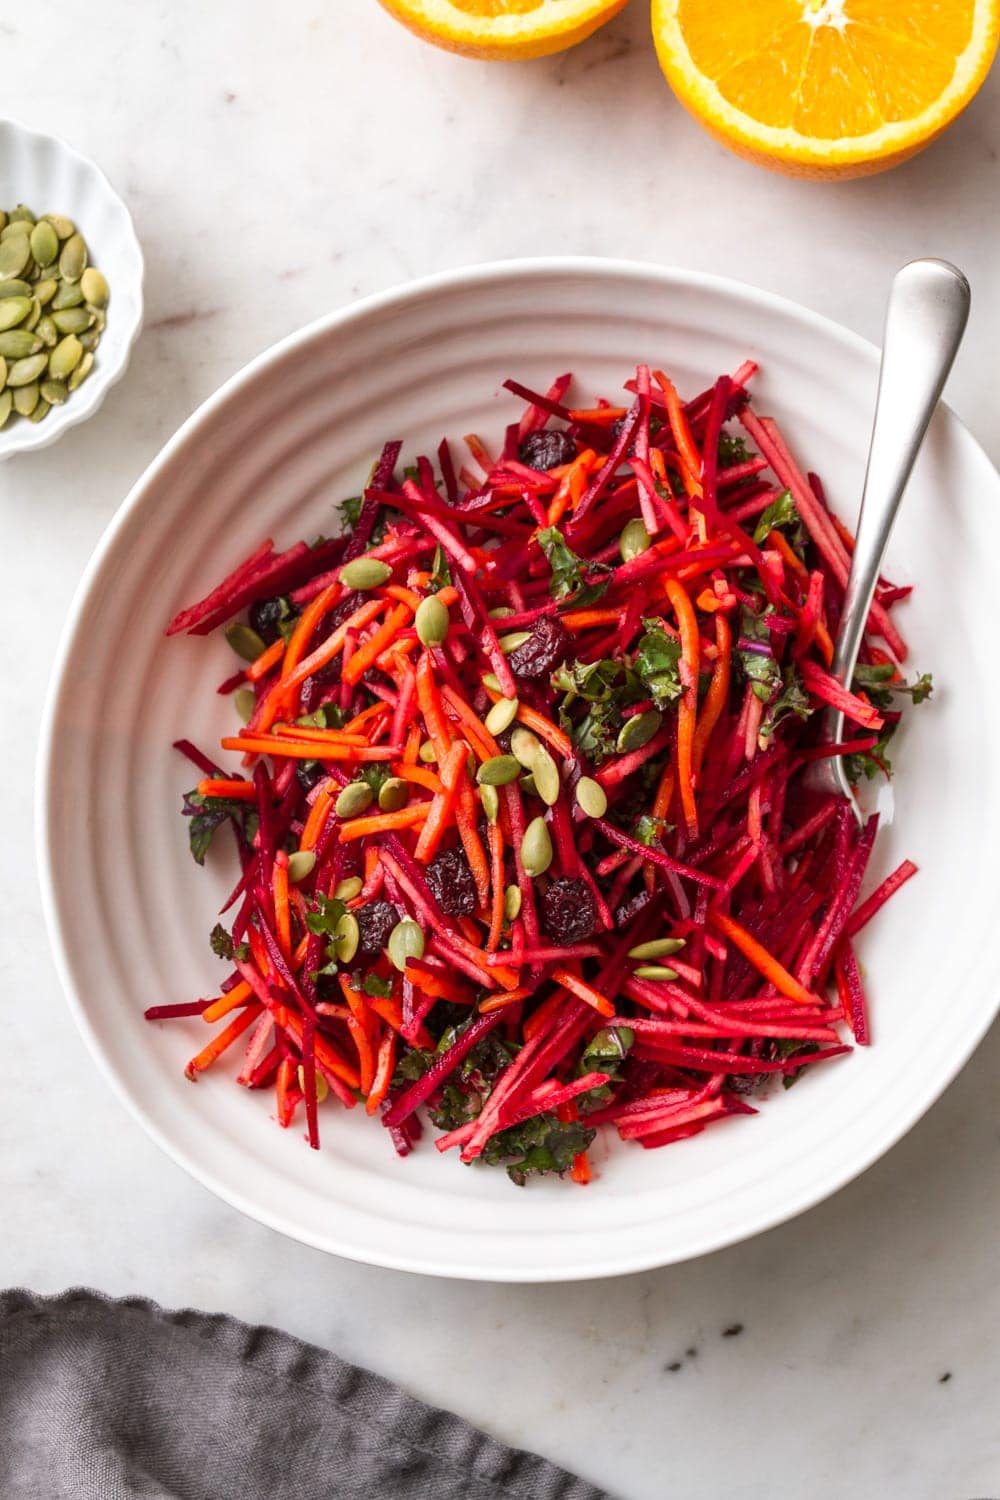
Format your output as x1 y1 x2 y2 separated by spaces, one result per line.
0 119 143 458
37 258 1000 1280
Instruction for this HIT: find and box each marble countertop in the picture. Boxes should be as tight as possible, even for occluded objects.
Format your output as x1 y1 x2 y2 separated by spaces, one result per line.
3 3 1000 1496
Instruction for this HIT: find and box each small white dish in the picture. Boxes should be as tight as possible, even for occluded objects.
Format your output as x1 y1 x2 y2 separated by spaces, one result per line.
36 259 1000 1280
0 119 143 459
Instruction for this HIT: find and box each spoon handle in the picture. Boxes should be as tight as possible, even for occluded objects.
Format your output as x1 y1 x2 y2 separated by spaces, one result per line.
832 259 970 691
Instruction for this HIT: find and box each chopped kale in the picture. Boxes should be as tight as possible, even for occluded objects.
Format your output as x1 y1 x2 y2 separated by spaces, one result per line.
634 619 683 707
752 488 797 546
480 1113 596 1185
181 789 257 867
536 526 611 609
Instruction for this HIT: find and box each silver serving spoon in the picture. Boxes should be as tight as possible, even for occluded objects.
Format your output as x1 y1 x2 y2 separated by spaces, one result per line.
810 259 970 821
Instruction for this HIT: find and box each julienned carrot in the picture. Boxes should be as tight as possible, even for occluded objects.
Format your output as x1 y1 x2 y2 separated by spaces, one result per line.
366 1029 398 1115
666 578 700 839
196 778 257 800
709 910 818 1007
413 740 469 862
338 803 431 842
166 357 924 1185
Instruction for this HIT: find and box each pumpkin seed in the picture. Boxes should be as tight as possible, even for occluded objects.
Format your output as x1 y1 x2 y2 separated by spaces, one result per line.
27 398 49 423
77 329 100 352
297 1065 329 1104
616 709 662 755
12 382 38 416
0 329 41 358
619 517 651 562
477 755 521 786
9 205 34 224
50 332 84 379
388 917 424 972
0 357 6 390
40 378 67 406
333 876 363 903
67 351 94 391
504 884 522 920
33 277 57 306
484 696 518 736
0 237 30 280
224 621 267 662
35 316 57 349
234 685 256 723
487 606 513 619
628 938 687 961
335 781 374 819
632 965 679 981
58 233 88 281
6 353 47 387
575 776 608 819
377 777 409 812
29 221 58 267
23 299 40 331
498 630 531 654
51 280 84 310
287 849 317 884
80 267 110 307
418 739 437 764
0 389 10 427
42 213 75 239
415 594 449 647
334 911 360 964
0 297 30 331
520 816 553 878
519 772 537 797
51 307 93 334
481 673 502 694
479 783 500 824
0 221 30 242
531 747 561 806
510 727 542 769
0 212 6 233
340 557 391 590
0 279 31 299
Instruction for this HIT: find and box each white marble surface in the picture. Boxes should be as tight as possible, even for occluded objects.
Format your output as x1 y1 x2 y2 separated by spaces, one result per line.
3 3 1000 1496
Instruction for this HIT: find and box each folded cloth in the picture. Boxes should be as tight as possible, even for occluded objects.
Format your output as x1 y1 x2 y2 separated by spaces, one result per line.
0 1289 612 1500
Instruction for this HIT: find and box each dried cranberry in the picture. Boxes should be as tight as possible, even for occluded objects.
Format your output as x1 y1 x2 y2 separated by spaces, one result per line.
426 848 477 916
356 900 399 958
540 878 597 944
518 428 577 471
507 614 570 681
295 760 327 794
249 595 294 645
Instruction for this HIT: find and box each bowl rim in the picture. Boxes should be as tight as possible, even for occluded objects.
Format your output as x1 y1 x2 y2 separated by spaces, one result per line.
35 255 1000 1280
0 115 145 459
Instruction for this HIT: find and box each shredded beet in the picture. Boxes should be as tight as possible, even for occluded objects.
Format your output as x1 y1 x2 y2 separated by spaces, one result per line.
154 361 927 1183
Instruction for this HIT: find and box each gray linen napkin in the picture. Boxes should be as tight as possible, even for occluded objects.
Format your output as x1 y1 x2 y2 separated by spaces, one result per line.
0 1289 613 1500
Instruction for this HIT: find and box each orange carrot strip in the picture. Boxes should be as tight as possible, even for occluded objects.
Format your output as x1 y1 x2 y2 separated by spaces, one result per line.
273 853 291 958
365 1030 398 1115
456 787 490 908
202 980 253 1024
404 964 474 1003
767 528 809 582
546 448 596 526
279 581 343 682
185 1002 263 1078
246 637 285 682
654 372 703 495
339 975 378 1093
568 406 627 422
692 613 731 775
403 722 421 764
815 618 835 667
271 726 368 744
338 804 431 842
299 785 335 852
709 910 818 1006
392 764 445 795
440 685 501 760
415 651 453 758
523 988 567 1041
341 700 393 735
221 736 394 761
478 986 533 1014
651 760 675 823
413 740 469 862
278 597 385 707
275 1056 297 1127
486 821 505 953
560 607 624 630
195 778 257 800
551 967 615 1019
343 603 412 685
666 578 700 838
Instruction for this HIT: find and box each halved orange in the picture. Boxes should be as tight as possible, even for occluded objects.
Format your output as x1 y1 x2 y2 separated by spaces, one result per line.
651 0 1000 178
377 0 629 61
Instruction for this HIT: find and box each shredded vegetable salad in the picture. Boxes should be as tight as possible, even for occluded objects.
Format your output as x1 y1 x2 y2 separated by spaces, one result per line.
152 361 928 1185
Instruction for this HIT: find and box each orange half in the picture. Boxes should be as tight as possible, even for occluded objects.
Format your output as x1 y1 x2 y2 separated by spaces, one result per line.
378 0 629 60
651 0 1000 177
